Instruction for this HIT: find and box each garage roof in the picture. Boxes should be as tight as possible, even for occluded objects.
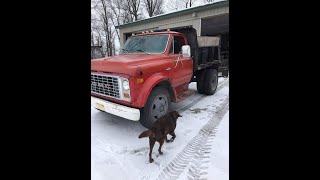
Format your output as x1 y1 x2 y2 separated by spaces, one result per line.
115 0 229 29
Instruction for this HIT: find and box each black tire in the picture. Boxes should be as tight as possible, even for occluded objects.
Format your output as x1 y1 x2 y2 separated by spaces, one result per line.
140 86 170 128
196 69 206 94
203 69 218 95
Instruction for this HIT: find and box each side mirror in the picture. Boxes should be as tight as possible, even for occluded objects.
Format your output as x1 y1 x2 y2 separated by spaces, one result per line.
181 45 191 58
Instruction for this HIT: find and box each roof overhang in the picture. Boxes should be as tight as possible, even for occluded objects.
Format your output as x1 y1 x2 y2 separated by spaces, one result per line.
115 1 229 29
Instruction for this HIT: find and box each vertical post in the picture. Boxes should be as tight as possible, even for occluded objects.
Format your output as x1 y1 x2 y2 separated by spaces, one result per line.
218 36 221 64
198 18 202 36
119 29 125 48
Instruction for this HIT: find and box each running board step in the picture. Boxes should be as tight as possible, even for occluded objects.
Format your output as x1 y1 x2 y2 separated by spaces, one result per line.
176 90 195 103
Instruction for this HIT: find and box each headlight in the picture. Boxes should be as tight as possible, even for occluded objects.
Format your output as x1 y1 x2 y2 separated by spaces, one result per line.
122 80 130 90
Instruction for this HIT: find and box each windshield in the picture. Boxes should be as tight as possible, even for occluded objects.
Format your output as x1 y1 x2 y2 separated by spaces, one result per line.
120 35 169 54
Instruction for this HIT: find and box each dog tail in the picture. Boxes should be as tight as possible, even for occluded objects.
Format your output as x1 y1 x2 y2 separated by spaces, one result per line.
139 130 152 138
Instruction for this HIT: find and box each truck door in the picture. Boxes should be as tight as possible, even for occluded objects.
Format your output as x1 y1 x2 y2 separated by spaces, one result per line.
168 35 193 87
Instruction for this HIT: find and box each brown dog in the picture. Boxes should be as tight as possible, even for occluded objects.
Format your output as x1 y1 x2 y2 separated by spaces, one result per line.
138 111 182 163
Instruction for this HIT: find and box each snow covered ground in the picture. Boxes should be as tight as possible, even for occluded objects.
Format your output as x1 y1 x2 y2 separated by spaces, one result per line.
91 77 229 180
206 111 229 180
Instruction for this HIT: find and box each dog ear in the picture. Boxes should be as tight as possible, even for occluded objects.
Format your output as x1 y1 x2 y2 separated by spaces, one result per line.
174 111 182 117
170 111 182 119
169 111 177 119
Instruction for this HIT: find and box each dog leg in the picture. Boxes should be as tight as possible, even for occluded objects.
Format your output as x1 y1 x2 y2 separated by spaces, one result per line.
165 135 170 143
169 132 176 142
149 138 155 163
158 139 164 155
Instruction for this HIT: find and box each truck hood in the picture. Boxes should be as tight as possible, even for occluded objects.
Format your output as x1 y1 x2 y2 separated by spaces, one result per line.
91 54 171 76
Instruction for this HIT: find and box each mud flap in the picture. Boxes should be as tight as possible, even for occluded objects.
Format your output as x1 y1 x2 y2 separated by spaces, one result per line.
222 69 229 77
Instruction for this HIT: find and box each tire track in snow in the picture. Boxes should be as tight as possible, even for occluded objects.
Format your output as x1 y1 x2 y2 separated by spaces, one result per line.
187 117 225 180
155 96 229 180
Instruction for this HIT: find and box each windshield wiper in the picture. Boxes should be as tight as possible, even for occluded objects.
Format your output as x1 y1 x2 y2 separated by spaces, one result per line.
121 48 129 53
136 49 150 55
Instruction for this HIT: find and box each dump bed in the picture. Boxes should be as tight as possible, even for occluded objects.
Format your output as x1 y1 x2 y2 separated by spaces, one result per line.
196 36 220 70
197 36 220 47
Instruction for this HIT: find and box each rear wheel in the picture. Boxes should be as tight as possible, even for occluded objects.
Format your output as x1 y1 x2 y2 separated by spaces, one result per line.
196 69 206 94
140 86 170 128
203 69 218 95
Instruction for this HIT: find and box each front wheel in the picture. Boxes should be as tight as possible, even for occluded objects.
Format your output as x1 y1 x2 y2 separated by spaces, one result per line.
139 86 170 128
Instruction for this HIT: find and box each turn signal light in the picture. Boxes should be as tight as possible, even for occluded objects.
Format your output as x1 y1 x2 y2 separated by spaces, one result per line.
137 78 144 83
123 93 130 98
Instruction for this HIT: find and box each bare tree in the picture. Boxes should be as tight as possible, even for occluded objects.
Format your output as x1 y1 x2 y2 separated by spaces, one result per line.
143 0 164 17
184 0 198 8
92 0 116 56
91 31 94 46
184 0 189 8
109 0 126 41
91 14 95 46
166 0 180 12
166 0 200 12
92 0 134 56
100 0 113 56
124 0 141 21
122 8 133 23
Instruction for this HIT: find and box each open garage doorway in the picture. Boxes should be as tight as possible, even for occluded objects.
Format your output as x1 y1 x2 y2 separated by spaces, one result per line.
201 14 229 77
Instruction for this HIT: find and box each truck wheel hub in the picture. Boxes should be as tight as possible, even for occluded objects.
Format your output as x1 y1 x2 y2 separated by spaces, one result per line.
151 95 168 121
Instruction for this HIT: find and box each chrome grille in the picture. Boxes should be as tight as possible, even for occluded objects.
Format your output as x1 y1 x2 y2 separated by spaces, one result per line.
91 73 120 99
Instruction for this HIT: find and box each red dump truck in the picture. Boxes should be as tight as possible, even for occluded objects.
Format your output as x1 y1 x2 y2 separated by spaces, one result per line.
91 28 222 128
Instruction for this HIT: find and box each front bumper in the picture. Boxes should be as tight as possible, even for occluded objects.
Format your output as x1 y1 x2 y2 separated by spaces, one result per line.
91 96 140 121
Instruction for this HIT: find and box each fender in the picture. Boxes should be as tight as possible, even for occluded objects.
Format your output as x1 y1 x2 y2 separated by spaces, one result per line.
135 73 175 107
